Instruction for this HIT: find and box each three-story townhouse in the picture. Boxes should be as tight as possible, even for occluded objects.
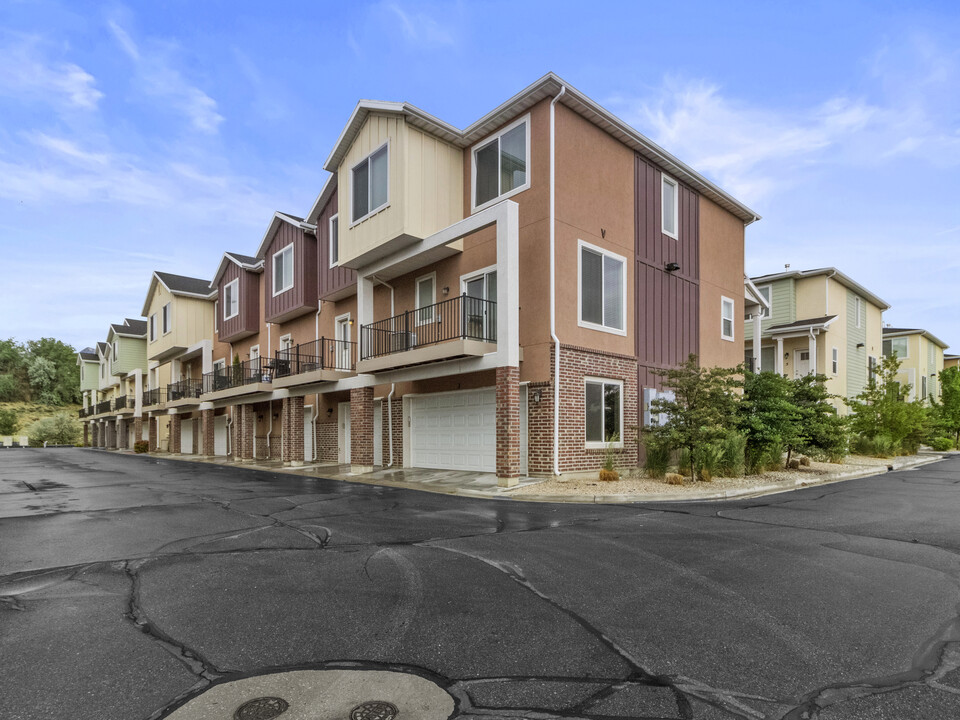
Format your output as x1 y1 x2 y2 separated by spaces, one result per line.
86 320 147 448
745 267 889 412
882 327 948 404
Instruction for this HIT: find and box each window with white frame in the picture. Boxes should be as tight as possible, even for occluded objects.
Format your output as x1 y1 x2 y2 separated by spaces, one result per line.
415 273 436 325
757 285 772 317
721 297 735 341
223 279 239 320
643 387 674 427
579 241 625 334
351 143 389 222
585 379 623 447
884 337 908 358
868 355 878 383
112 341 118 358
279 335 293 351
329 214 339 267
661 174 679 238
832 347 839 375
273 245 294 295
855 296 862 328
472 116 529 211
162 302 172 334
214 301 218 332
249 345 259 362
922 374 928 399
149 314 157 342
213 358 226 373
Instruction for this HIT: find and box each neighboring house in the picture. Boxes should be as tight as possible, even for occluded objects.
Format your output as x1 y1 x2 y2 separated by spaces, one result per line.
83 320 148 449
76 347 99 414
944 354 960 370
140 271 223 454
744 268 890 412
882 327 948 404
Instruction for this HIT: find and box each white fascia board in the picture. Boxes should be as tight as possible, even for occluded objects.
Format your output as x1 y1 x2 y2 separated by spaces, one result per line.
305 173 338 224
744 275 770 311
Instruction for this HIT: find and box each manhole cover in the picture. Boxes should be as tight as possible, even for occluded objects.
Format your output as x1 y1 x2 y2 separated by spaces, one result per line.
350 700 399 720
234 696 289 720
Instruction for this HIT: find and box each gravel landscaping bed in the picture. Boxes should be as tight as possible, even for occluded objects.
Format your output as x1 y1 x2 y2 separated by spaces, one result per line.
510 454 931 497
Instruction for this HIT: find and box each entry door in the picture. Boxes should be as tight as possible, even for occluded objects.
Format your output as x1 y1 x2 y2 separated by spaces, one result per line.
795 350 810 378
335 316 351 370
338 401 351 463
303 407 314 462
181 420 193 455
463 271 496 340
214 415 228 456
373 399 383 466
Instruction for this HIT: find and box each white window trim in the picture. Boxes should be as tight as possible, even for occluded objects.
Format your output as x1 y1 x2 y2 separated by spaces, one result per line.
470 114 532 214
278 333 293 351
661 174 679 240
577 239 627 337
162 302 172 335
721 296 735 342
832 347 839 375
329 213 339 269
213 358 226 372
223 279 240 320
335 313 352 343
272 244 295 297
757 284 773 318
887 336 910 359
249 345 260 362
459 264 498 293
149 314 157 343
349 140 390 226
415 272 437 327
584 377 624 449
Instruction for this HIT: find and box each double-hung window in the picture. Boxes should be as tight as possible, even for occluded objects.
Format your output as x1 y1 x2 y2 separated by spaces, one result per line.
884 337 908 358
472 116 529 211
329 214 339 267
579 241 625 334
161 302 172 334
662 174 679 238
585 379 623 447
351 143 389 223
832 347 839 375
223 279 239 320
273 245 294 295
149 314 157 342
721 297 735 341
415 273 436 325
757 285 772 317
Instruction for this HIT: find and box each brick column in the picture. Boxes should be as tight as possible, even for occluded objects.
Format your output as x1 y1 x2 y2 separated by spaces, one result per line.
282 396 305 465
148 416 158 452
105 421 116 449
118 419 127 450
169 414 182 454
496 366 521 487
91 423 98 448
350 387 374 473
201 409 215 456
133 417 143 448
240 404 254 461
83 423 89 447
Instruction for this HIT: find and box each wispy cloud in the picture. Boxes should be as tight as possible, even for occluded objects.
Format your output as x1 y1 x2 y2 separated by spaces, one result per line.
106 19 224 133
382 2 455 48
0 35 103 109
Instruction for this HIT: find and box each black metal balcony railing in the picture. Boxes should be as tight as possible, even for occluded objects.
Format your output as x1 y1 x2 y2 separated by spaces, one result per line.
94 400 112 415
142 388 167 407
360 294 497 361
202 357 272 395
168 378 203 401
113 396 129 411
274 338 357 378
79 407 93 418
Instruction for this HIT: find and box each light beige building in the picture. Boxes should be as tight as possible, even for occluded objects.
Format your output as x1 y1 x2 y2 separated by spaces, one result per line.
882 327 948 404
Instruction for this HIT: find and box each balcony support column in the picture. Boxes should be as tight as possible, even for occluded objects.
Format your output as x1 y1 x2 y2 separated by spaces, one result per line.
117 419 127 450
282 396 305 466
90 423 98 448
148 415 158 452
170 414 182 454
134 417 143 448
105 420 116 450
83 423 89 447
496 366 521 487
350 387 374 474
201 409 215 456
239 405 254 462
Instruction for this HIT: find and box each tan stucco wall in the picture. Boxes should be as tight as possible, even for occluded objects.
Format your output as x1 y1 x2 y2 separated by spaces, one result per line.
698 196 745 369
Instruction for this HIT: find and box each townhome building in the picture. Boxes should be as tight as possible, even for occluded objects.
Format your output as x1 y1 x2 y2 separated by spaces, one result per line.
82 320 148 448
744 267 889 412
945 354 960 370
191 73 757 485
882 327 948 404
140 271 225 454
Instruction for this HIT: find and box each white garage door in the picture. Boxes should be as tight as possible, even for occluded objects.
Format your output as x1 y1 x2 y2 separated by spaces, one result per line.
214 415 228 456
180 419 194 455
410 388 496 472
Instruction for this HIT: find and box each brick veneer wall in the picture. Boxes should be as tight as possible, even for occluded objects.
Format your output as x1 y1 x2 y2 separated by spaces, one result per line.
496 366 521 481
117 419 127 450
239 405 254 460
201 409 214 456
282 396 305 464
350 387 374 469
134 417 143 447
527 380 554 475
382 397 403 467
169 415 182 454
148 417 157 452
83 423 89 447
90 422 98 448
317 422 338 463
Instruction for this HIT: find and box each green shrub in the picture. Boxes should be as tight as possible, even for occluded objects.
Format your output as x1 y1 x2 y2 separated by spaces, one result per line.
134 440 149 453
852 434 896 457
719 431 746 477
929 436 954 452
693 442 724 480
643 435 671 479
26 412 81 446
0 408 17 435
678 448 692 477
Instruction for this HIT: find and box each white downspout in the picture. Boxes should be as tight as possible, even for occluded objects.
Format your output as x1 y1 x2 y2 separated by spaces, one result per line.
550 85 566 476
225 410 233 456
266 323 271 360
265 399 273 459
312 394 319 462
312 301 323 463
374 275 397 467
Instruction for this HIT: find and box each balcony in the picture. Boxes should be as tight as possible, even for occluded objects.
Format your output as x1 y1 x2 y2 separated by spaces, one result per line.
201 357 273 400
357 294 497 373
93 400 113 416
142 388 167 408
272 339 357 389
113 396 134 412
167 378 204 405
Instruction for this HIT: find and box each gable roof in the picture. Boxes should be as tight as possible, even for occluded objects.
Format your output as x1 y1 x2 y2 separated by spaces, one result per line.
750 267 891 311
210 251 264 287
883 327 949 349
305 173 338 225
322 72 760 224
253 211 317 261
141 271 216 316
96 341 108 356
768 315 838 333
77 347 97 363
108 318 147 338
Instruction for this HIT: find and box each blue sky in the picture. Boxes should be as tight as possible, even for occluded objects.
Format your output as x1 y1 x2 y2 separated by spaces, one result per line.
1 0 958 351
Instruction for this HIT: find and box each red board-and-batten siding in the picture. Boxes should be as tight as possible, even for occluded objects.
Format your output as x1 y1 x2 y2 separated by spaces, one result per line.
634 155 700 392
316 187 356 299
264 222 319 323
218 261 259 343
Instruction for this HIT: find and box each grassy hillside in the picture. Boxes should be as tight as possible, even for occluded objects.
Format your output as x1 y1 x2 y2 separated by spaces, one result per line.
0 401 82 434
